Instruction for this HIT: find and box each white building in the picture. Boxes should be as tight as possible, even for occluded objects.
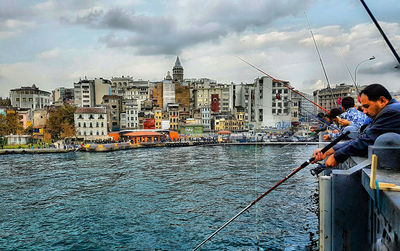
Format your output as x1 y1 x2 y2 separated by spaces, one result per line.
10 84 51 110
74 78 111 107
162 72 175 111
74 107 108 140
201 107 211 131
121 99 139 129
111 76 150 96
233 76 293 130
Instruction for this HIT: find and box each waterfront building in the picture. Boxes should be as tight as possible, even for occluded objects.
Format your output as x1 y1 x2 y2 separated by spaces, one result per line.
123 85 150 103
172 56 184 83
201 107 211 131
5 135 31 145
290 90 301 124
293 91 314 122
123 99 139 129
111 76 134 96
124 131 163 144
214 117 226 131
167 103 179 130
32 109 47 128
235 107 246 131
152 82 163 109
102 95 123 131
10 84 51 110
313 83 358 112
233 77 293 130
163 72 175 111
192 83 232 113
16 109 31 129
180 123 203 136
154 109 162 129
74 78 111 107
110 76 150 96
74 107 108 140
52 87 74 104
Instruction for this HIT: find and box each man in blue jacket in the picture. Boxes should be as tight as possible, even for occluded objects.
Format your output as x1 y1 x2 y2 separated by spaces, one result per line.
313 84 400 167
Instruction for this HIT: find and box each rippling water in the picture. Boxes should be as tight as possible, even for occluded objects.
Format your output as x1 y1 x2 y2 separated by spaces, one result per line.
0 145 318 250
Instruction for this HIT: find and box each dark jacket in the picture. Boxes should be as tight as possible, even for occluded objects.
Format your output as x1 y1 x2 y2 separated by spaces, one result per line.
333 99 400 163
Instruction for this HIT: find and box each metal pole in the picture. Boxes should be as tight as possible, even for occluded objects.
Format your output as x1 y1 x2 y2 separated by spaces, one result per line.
354 56 375 92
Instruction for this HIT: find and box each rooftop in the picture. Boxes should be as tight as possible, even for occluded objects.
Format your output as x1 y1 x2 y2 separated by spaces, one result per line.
75 107 106 114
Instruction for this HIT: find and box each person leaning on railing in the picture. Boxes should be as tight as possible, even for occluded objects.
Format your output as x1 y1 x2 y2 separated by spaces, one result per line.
312 84 400 167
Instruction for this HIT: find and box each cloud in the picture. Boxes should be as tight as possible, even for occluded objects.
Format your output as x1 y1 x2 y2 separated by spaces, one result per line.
60 0 315 55
360 61 400 75
37 48 61 59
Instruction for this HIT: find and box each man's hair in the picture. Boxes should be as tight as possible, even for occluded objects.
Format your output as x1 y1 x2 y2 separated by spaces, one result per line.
317 112 325 119
341 97 355 110
360 84 392 101
329 108 343 120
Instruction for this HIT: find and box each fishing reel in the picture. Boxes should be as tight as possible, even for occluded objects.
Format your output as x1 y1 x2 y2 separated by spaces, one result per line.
310 163 329 176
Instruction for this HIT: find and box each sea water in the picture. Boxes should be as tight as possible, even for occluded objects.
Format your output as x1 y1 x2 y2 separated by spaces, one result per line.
0 145 318 250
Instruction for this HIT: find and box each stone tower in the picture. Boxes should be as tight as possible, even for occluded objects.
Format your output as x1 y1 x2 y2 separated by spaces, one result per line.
172 56 184 83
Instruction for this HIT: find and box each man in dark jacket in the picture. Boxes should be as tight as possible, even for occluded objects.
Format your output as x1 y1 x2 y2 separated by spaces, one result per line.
313 84 400 167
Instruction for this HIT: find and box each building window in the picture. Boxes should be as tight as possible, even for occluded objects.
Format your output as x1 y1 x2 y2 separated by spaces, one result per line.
89 115 94 119
89 122 92 128
83 122 86 128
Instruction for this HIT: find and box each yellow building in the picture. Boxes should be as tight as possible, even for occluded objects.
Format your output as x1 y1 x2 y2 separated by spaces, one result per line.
154 109 162 129
214 118 226 131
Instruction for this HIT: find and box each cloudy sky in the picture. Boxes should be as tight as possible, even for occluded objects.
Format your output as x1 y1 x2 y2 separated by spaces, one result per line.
1 0 399 98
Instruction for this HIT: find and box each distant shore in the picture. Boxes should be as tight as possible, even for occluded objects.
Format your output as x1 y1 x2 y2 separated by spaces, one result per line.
0 141 321 155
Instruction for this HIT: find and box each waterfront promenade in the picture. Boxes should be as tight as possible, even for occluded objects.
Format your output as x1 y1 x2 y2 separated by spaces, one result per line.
0 141 320 154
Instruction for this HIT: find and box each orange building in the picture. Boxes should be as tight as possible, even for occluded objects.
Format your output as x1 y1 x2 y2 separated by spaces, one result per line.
124 131 163 144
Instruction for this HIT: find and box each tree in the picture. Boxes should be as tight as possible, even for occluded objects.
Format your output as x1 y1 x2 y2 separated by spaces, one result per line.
0 113 23 136
45 104 76 139
0 97 11 106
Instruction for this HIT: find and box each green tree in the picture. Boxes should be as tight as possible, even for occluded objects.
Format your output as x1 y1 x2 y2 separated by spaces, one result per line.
46 104 76 139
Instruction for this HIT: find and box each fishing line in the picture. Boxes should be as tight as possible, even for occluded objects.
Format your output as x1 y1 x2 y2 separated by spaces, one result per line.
236 56 330 114
193 131 350 250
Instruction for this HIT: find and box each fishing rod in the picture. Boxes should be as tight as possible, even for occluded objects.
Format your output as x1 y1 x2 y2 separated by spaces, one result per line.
237 56 330 114
193 130 350 250
299 110 340 133
305 12 331 88
360 0 400 66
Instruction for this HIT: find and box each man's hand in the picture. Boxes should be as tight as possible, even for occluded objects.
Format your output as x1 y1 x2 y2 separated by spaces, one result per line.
325 154 338 167
312 147 335 164
323 134 330 140
338 118 350 127
312 148 326 163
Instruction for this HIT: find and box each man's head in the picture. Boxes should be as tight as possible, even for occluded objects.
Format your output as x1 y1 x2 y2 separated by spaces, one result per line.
359 84 392 118
341 97 355 111
329 108 343 124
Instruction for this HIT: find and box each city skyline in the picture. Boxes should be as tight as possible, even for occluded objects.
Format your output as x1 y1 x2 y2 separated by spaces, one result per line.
1 0 400 98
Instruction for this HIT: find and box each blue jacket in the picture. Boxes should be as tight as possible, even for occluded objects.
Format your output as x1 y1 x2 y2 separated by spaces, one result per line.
333 99 400 163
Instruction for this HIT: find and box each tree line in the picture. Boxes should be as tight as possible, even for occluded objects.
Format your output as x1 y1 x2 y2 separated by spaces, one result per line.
0 104 76 141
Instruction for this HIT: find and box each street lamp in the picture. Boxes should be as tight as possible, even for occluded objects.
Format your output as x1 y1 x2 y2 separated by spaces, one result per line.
354 56 375 93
